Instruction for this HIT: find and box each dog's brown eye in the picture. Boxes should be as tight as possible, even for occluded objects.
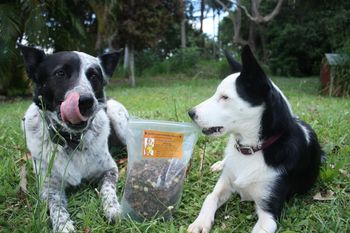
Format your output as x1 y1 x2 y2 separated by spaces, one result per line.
220 95 229 100
55 70 66 78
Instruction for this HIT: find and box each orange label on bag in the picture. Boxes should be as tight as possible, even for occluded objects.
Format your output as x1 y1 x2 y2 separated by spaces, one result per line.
142 130 184 158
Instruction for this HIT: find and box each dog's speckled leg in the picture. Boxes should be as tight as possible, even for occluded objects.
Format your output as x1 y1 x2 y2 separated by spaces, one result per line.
100 167 121 223
41 178 75 233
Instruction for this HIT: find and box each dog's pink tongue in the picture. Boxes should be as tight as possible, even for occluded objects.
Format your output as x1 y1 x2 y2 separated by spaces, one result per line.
60 92 88 124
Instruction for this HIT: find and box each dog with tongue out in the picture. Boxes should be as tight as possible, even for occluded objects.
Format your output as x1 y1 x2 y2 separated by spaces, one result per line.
18 44 129 232
61 92 88 124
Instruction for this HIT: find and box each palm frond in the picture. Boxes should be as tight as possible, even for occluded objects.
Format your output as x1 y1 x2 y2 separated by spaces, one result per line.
0 3 22 43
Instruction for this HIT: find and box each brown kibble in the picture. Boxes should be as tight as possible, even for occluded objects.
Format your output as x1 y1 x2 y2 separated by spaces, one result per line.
124 159 186 220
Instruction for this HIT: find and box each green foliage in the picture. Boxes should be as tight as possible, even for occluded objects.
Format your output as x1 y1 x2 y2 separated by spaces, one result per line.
267 0 350 76
0 1 39 95
167 47 201 73
140 47 201 76
0 0 93 96
218 16 234 48
0 42 31 96
136 47 232 79
192 58 231 80
135 50 162 76
116 0 183 51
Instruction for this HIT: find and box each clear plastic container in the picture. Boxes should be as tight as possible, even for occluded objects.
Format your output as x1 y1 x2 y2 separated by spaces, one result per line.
121 119 199 221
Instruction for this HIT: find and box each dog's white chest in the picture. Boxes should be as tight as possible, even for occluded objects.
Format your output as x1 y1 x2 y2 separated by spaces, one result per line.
222 137 280 201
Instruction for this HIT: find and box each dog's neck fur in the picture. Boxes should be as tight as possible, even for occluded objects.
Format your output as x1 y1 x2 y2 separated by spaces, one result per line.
233 107 265 147
234 129 260 147
44 112 86 150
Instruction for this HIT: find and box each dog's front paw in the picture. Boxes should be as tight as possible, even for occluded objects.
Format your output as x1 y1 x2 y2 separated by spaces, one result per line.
103 199 121 224
54 219 75 233
210 160 224 172
251 226 272 233
251 219 277 233
188 218 212 233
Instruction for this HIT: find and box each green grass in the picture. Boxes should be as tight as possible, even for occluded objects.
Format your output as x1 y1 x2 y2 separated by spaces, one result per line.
0 75 349 233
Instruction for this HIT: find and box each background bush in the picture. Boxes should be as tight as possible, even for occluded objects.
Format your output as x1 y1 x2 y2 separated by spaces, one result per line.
137 47 231 79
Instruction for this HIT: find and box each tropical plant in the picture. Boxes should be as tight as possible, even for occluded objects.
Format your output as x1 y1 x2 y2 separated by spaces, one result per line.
0 1 48 96
0 0 91 96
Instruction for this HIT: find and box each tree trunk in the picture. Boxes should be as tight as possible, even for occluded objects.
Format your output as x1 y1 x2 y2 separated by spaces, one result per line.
213 8 216 59
248 2 256 53
237 0 284 23
216 0 284 48
258 24 268 63
248 22 256 53
217 11 221 53
89 3 109 52
200 0 205 46
200 0 205 33
181 18 186 49
128 44 136 87
95 32 102 52
123 44 129 70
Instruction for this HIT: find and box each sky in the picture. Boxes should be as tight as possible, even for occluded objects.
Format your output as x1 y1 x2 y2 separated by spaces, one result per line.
192 8 229 40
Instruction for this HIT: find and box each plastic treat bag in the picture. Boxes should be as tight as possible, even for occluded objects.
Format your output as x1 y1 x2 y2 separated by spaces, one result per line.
121 119 199 221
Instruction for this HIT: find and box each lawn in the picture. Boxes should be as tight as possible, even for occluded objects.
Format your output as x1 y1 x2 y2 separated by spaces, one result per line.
0 75 349 233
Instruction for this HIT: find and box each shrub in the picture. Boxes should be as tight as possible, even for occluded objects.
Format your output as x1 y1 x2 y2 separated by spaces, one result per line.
140 47 202 77
0 42 31 96
134 47 233 80
135 50 162 76
190 59 230 79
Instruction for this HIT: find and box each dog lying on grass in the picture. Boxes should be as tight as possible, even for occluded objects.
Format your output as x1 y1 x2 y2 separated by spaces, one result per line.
18 44 128 232
188 46 324 233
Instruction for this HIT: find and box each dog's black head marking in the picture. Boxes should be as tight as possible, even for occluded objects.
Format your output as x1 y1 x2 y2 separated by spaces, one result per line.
236 45 271 106
18 45 121 111
17 43 46 82
35 51 82 111
98 50 122 77
18 44 121 135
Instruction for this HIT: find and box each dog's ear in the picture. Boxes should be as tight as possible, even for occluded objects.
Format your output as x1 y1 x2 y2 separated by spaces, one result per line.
237 45 270 102
224 49 242 74
240 45 267 82
99 49 122 77
17 43 45 81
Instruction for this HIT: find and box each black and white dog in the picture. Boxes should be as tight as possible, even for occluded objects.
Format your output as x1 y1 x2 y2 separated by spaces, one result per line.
18 44 128 232
187 46 323 233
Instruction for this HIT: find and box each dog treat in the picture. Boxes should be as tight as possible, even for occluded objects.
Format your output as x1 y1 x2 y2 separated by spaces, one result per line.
121 119 199 221
124 159 186 220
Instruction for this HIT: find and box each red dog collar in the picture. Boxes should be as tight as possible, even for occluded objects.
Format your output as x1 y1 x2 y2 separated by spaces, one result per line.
235 134 282 155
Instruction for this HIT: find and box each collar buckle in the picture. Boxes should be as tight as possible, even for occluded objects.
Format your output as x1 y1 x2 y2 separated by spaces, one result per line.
235 143 255 155
234 133 283 156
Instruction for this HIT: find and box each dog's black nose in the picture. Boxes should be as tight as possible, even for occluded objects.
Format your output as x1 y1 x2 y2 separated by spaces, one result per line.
188 109 197 120
79 95 94 117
